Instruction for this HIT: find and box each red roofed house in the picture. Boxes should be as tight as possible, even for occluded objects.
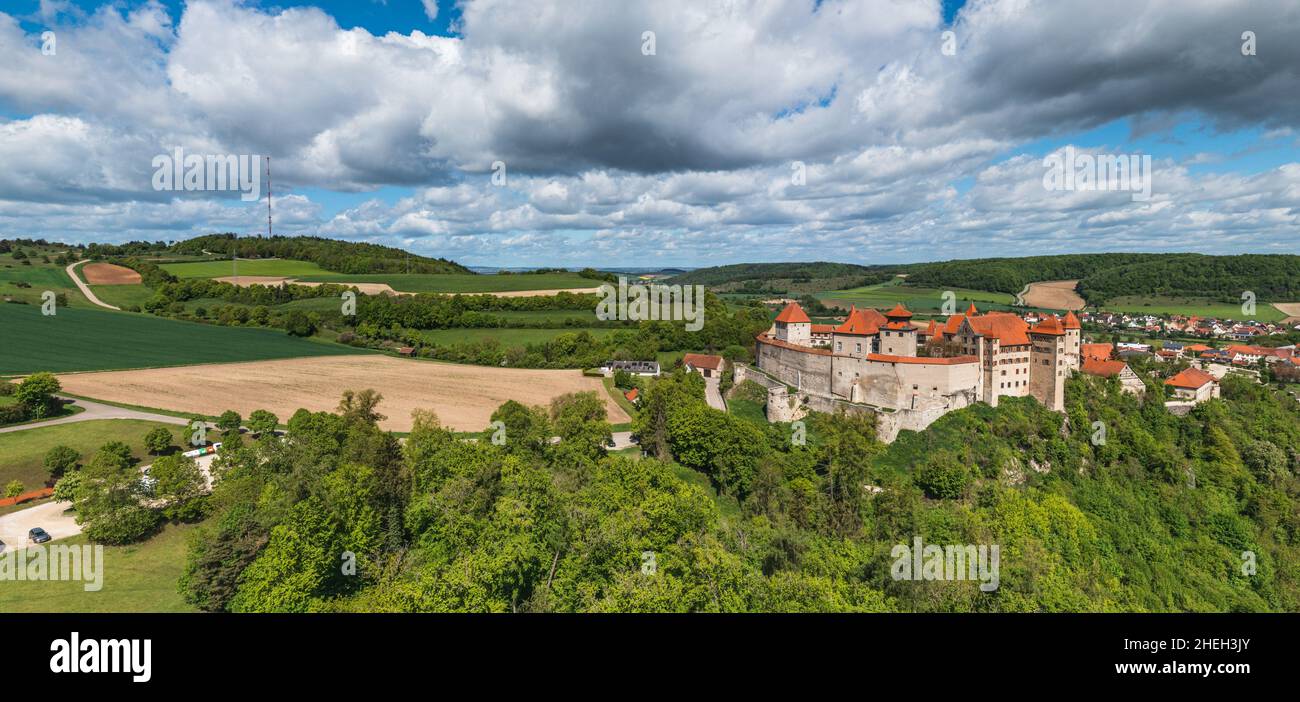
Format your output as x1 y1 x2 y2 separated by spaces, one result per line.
1081 343 1113 362
1081 358 1145 395
623 387 639 405
832 305 887 357
683 353 725 379
773 301 812 346
1165 367 1220 404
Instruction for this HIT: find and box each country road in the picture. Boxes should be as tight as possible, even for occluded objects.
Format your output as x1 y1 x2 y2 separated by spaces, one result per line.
0 396 191 435
65 259 119 310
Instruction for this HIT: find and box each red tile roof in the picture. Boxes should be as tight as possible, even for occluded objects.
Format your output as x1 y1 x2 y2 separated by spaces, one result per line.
965 302 978 316
683 353 724 371
1165 367 1216 389
774 301 811 324
1081 358 1129 378
811 324 836 334
624 388 639 402
967 312 1032 346
1063 311 1081 329
1081 343 1112 362
1030 315 1065 336
884 303 913 319
834 305 886 335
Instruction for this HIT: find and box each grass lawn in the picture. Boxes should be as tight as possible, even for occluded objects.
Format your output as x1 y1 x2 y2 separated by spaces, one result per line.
298 272 597 294
88 284 155 310
727 398 767 426
160 258 328 279
817 279 1015 314
0 523 199 613
0 419 189 490
0 303 367 374
418 327 616 346
178 296 346 314
603 377 638 416
1102 296 1287 322
488 309 604 324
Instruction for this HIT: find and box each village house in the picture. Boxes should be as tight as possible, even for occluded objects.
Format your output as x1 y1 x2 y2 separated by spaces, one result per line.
1081 358 1146 395
1165 367 1220 404
683 353 726 379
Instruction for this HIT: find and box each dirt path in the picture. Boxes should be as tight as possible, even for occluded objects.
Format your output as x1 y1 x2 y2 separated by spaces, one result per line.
0 396 190 435
65 260 120 310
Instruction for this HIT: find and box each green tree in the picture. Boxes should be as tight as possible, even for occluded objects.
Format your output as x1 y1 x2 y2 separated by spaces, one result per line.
247 409 279 436
150 453 206 521
74 444 159 544
4 480 24 498
216 410 243 434
143 426 174 455
915 450 970 499
43 445 80 479
15 372 61 419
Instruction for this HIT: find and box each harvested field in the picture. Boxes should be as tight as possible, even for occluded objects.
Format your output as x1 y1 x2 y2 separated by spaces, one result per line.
80 262 142 285
213 275 599 298
1019 280 1085 310
1272 302 1300 324
56 356 630 432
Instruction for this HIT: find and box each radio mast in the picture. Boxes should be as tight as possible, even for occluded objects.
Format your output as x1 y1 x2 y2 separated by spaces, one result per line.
266 155 273 238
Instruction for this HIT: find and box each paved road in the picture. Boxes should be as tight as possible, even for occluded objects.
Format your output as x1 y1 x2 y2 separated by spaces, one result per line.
65 259 119 310
704 378 727 412
0 500 78 553
610 431 636 450
0 396 190 435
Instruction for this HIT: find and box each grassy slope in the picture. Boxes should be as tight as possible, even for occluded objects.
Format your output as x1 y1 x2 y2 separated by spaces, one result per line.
817 278 1015 313
0 303 366 374
160 259 328 278
88 284 154 310
1103 295 1287 322
0 419 189 490
0 524 198 613
0 249 90 308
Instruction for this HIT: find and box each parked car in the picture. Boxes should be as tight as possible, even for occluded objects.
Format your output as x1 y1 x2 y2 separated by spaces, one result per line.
28 527 51 544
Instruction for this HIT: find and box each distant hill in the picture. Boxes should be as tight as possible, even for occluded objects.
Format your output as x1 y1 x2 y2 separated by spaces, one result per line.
905 253 1300 304
670 262 896 293
168 234 470 275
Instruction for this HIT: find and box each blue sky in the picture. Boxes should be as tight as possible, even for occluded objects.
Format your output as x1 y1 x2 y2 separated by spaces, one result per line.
0 0 1296 267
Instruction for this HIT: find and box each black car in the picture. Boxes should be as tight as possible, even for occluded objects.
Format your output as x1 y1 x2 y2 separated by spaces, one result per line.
28 527 51 544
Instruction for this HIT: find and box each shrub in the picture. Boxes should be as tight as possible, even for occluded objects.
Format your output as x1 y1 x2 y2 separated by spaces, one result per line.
43 445 80 479
4 480 24 498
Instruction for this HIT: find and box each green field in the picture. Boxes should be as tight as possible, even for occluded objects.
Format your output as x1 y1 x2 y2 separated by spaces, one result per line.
88 284 155 310
418 327 616 346
0 419 188 491
178 295 345 314
488 309 604 324
0 250 90 308
817 279 1014 314
299 272 597 294
160 258 328 279
1101 296 1287 322
0 524 199 613
0 304 368 374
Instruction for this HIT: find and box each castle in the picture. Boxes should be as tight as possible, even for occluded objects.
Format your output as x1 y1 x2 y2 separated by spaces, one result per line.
744 301 1081 440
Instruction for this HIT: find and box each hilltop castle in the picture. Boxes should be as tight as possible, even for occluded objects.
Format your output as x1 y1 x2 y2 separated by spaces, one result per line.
742 301 1082 441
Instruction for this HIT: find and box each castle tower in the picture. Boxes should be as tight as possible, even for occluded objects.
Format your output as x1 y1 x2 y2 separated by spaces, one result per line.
832 304 886 357
1028 315 1068 411
1062 311 1082 372
879 303 917 357
774 301 812 347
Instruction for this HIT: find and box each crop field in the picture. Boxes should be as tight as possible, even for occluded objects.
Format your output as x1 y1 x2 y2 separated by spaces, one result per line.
160 258 329 278
418 327 617 346
0 304 366 374
0 253 89 308
1101 296 1287 322
297 271 599 294
88 284 154 310
0 419 189 491
488 309 605 324
817 279 1014 313
54 356 631 432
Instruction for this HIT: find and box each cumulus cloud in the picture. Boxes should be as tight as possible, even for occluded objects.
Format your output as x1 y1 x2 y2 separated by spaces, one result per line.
0 0 1296 264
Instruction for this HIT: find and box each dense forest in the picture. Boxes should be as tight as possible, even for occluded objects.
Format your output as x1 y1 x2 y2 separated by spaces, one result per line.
169 234 469 274
668 262 895 288
158 367 1299 612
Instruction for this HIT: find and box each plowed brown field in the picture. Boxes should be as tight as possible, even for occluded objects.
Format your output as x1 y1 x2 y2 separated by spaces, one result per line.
81 263 142 285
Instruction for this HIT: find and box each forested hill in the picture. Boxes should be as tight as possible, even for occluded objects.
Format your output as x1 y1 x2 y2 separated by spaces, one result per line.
905 253 1300 304
169 234 470 275
669 262 895 287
